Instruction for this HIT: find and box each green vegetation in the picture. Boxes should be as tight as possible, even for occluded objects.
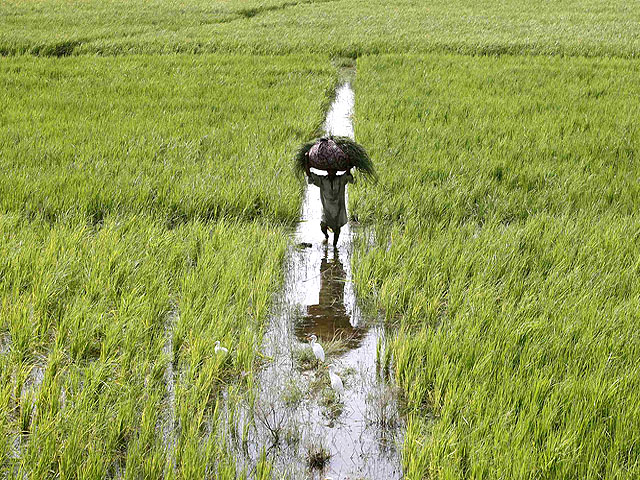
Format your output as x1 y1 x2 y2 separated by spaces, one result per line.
3 0 640 477
0 55 335 225
1 0 639 57
351 54 640 479
305 441 331 470
0 0 334 55
0 214 287 477
0 55 336 476
293 345 317 371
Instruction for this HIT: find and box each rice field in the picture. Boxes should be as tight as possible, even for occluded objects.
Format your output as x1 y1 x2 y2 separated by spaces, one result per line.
0 55 336 477
0 55 335 225
0 215 288 477
351 54 640 479
1 0 639 57
2 0 640 478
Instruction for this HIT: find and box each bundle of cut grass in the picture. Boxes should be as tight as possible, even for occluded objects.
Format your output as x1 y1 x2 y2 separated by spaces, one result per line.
295 136 376 180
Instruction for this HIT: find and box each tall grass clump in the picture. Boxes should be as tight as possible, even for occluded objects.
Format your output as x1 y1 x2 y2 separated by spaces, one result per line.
351 54 640 479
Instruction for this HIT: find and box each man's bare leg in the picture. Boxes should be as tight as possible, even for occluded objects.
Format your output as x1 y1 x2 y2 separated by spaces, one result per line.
321 222 329 240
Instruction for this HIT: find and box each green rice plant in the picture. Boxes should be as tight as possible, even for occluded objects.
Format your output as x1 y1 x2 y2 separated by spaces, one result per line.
1 0 639 58
255 447 273 480
0 213 174 477
0 54 334 476
375 335 394 380
0 0 335 55
0 354 13 466
333 136 376 180
0 54 336 226
351 54 640 479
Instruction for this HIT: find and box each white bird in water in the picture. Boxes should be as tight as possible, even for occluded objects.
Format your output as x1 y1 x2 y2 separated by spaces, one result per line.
308 334 325 364
328 365 344 396
214 340 228 355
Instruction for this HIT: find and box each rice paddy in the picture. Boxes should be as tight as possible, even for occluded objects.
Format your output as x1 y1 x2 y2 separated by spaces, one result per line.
0 55 335 225
2 0 639 478
351 54 640 479
1 0 639 57
0 55 336 477
0 214 289 477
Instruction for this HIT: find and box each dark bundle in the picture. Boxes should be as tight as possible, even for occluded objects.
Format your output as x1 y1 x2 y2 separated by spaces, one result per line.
294 136 376 181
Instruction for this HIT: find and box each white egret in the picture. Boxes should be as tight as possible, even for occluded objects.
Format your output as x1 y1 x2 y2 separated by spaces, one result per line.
214 340 228 355
308 334 325 364
328 366 344 396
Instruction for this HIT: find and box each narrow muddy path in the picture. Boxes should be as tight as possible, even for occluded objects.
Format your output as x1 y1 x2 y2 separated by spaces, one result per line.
226 79 404 479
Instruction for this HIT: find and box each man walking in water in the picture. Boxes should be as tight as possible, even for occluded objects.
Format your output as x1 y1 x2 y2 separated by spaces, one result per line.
305 164 354 247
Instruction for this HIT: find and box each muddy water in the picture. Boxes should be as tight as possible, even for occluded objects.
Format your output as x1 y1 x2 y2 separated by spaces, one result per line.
228 82 404 479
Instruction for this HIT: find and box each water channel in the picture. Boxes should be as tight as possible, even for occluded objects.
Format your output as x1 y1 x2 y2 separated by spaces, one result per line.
227 81 404 480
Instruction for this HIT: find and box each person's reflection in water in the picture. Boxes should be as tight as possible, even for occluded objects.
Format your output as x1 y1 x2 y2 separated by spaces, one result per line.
296 245 365 350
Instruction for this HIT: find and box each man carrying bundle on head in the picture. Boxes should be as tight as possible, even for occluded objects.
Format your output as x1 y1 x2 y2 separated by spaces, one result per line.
296 136 376 247
305 164 354 247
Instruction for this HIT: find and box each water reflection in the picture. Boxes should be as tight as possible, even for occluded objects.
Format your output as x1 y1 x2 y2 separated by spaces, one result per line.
294 245 366 350
222 81 404 480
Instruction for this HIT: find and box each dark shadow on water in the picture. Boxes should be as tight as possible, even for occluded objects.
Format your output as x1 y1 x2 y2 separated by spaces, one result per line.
295 245 367 350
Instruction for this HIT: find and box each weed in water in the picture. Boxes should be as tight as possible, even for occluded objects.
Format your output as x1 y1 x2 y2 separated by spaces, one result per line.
284 425 301 447
253 395 288 447
255 447 273 480
322 333 357 357
366 386 400 430
293 346 317 372
281 378 304 408
306 441 331 470
319 387 344 422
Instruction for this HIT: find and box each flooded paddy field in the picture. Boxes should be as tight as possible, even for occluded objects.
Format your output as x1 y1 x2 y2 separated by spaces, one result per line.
350 54 640 479
222 81 404 479
0 56 337 477
2 0 640 478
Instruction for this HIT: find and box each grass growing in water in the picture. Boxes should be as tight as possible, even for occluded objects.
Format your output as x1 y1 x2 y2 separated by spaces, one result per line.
351 54 640 479
306 441 331 470
0 55 337 476
3 2 638 476
0 213 290 477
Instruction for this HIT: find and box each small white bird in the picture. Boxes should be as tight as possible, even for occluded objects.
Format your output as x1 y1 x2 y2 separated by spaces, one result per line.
328 365 344 396
308 334 325 364
214 340 228 355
